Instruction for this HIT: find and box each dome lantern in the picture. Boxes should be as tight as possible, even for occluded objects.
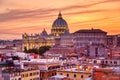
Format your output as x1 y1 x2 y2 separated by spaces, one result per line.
58 11 62 18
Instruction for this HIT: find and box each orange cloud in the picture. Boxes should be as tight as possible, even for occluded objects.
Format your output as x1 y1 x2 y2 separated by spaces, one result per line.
0 0 120 39
62 0 120 10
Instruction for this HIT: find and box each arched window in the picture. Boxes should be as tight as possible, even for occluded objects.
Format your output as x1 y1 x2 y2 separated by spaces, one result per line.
81 75 84 78
67 74 69 77
105 61 108 64
74 74 76 78
114 61 117 64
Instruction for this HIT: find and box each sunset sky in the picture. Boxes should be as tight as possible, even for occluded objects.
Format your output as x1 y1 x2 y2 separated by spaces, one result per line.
0 0 120 40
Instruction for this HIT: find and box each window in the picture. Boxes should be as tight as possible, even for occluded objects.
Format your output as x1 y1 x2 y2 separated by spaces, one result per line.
60 73 62 75
37 72 39 75
103 61 104 64
74 74 76 78
22 74 24 78
110 61 112 64
18 78 21 80
52 73 54 76
30 73 32 76
105 61 108 64
94 60 97 64
114 61 117 64
81 75 83 78
95 48 98 57
67 74 69 77
88 75 91 77
34 72 37 75
101 61 104 64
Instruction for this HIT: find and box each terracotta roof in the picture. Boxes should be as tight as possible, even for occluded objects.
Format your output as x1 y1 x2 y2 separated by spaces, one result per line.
94 68 113 72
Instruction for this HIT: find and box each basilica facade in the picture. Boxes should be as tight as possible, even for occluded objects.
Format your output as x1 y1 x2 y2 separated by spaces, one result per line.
22 29 55 50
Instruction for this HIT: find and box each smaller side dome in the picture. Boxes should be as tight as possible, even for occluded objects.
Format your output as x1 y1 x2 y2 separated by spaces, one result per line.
41 28 48 36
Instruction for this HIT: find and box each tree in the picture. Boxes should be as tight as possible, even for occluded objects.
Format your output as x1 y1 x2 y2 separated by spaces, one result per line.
38 46 51 55
24 47 28 53
24 46 51 56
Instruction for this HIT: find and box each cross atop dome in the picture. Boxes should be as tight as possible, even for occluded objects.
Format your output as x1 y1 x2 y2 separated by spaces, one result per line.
58 11 62 18
41 28 48 36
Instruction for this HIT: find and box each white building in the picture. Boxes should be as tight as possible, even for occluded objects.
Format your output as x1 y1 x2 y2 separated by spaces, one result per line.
107 34 120 47
73 28 107 47
60 30 74 47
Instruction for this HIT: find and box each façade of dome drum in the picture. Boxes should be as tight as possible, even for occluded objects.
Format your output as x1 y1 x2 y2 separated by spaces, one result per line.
51 12 69 37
